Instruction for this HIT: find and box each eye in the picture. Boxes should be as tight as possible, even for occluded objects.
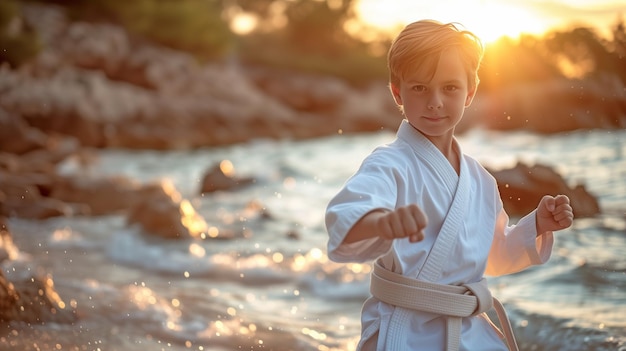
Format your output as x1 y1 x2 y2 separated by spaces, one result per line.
444 85 458 92
411 85 427 92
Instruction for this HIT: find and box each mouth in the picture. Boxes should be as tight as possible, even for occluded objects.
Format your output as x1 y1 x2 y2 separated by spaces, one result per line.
423 116 446 122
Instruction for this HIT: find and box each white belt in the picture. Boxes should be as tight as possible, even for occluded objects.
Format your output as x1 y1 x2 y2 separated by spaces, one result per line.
370 259 519 351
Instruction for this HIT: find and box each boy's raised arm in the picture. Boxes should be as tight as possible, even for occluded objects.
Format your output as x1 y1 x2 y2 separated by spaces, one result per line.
535 194 574 236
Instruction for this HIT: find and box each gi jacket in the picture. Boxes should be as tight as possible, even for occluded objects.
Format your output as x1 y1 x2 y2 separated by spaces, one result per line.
326 120 554 351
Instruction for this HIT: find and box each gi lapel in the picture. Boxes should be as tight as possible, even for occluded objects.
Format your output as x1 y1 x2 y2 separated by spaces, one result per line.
417 151 469 282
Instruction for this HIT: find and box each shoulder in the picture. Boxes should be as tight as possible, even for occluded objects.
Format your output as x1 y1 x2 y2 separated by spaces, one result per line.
359 139 419 174
366 138 415 163
462 154 497 185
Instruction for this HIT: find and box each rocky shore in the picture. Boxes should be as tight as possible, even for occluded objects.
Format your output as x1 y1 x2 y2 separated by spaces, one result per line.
0 3 609 326
3 4 623 151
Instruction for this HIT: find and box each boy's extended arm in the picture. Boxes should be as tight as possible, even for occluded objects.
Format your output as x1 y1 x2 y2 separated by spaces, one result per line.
485 194 572 276
344 204 427 244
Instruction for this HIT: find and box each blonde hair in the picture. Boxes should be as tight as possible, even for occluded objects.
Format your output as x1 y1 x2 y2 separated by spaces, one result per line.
388 20 484 91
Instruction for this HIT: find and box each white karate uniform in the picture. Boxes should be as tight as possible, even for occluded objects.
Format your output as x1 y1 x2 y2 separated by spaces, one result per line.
326 120 554 351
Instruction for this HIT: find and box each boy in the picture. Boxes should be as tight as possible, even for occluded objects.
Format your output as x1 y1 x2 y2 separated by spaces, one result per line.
325 20 574 351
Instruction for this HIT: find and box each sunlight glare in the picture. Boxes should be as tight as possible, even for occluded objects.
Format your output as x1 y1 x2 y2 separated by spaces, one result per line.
230 12 258 35
219 159 235 177
356 0 553 44
455 2 548 43
180 199 209 237
188 242 206 257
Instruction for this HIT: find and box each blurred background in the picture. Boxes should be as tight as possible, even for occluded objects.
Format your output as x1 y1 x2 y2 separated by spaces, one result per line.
0 1 625 350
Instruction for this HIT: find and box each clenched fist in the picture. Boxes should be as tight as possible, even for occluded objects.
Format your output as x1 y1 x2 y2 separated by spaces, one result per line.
344 204 428 244
376 204 428 243
536 194 574 235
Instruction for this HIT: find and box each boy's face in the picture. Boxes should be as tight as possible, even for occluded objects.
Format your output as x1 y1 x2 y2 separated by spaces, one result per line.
391 47 476 145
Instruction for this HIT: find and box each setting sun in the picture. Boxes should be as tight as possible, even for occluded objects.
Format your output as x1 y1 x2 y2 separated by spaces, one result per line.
356 0 623 44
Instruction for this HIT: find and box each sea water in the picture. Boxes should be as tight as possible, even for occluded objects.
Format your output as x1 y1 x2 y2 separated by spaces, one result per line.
2 128 625 351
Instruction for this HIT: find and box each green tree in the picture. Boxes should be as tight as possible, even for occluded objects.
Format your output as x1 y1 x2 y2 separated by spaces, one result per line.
608 18 626 82
0 0 40 67
545 27 608 79
234 0 388 84
541 20 626 83
59 0 233 60
479 36 563 92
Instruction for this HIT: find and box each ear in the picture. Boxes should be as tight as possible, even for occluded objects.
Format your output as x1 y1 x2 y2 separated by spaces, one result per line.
390 83 402 105
464 86 477 107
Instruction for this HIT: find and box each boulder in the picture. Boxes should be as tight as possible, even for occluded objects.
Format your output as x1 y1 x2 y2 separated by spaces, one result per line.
200 161 255 194
0 217 19 263
127 181 208 239
0 220 77 324
0 107 48 154
49 175 148 216
489 162 600 218
468 77 626 133
0 270 77 324
0 171 83 219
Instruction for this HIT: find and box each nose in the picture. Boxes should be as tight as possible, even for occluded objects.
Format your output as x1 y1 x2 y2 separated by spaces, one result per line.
428 91 443 110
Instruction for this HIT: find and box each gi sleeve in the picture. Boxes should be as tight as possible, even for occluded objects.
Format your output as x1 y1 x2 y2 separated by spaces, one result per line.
325 155 398 263
485 208 554 276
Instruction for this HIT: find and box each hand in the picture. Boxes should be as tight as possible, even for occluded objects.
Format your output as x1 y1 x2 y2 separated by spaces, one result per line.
536 194 574 235
376 204 427 243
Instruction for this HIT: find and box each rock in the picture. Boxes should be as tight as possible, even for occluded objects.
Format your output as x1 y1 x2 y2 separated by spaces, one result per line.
0 128 90 219
0 107 48 154
337 83 400 132
248 67 349 113
489 162 600 218
468 77 626 133
127 180 208 239
0 217 19 263
0 271 77 324
0 220 77 324
1 196 79 219
200 161 255 194
0 270 20 322
49 175 146 216
0 171 83 219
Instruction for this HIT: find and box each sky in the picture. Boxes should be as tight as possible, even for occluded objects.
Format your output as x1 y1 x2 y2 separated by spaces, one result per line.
355 0 626 43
